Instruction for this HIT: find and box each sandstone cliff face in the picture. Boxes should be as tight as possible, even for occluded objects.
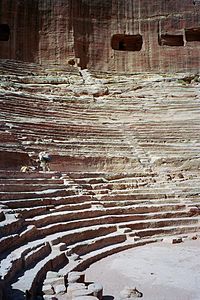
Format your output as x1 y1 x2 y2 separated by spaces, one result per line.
0 0 200 73
0 0 39 62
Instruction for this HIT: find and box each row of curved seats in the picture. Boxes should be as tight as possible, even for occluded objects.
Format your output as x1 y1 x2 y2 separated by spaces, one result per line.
1 169 199 298
0 63 200 299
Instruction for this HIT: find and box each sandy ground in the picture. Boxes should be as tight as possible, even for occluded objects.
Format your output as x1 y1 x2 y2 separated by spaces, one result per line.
85 239 200 300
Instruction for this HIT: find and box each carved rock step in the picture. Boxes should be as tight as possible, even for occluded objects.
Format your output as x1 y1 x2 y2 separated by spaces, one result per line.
4 234 127 297
68 172 156 180
1 204 54 222
37 209 196 233
0 183 66 192
0 170 60 179
2 232 125 296
0 178 64 184
101 198 181 207
130 223 200 239
12 250 68 297
2 242 51 283
119 217 200 232
92 187 181 196
2 209 193 260
1 194 92 209
0 217 25 237
0 225 38 254
70 238 157 274
28 203 186 228
98 192 177 201
66 232 126 257
0 224 117 263
0 188 78 200
1 117 121 137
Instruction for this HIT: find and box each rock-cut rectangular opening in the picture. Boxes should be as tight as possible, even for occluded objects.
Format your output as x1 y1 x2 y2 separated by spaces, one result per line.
111 34 143 51
0 24 10 41
185 28 200 42
158 34 184 46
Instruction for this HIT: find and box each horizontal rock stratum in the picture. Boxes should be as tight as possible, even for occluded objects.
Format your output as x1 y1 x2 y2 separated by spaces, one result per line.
0 0 200 72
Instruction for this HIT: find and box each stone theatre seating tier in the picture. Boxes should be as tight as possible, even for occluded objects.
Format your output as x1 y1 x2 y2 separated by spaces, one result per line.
0 60 200 299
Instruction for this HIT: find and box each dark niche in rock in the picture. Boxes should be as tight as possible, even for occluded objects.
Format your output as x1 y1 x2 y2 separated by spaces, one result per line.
0 24 10 41
158 34 184 47
111 34 143 52
185 28 200 42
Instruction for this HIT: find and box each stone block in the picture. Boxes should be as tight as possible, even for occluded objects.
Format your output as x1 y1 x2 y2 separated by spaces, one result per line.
69 253 80 261
53 243 67 251
133 236 141 241
172 238 183 244
42 284 54 295
189 207 200 213
46 271 60 279
54 284 66 294
59 243 68 251
88 282 103 300
163 237 183 244
68 274 82 284
120 286 143 299
43 296 58 300
163 237 173 244
68 272 85 284
73 297 98 300
67 283 86 293
123 228 132 234
71 289 93 298
44 277 65 287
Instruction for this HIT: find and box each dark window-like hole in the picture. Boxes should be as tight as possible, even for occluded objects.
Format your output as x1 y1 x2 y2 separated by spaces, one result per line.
0 24 10 41
185 28 200 42
111 34 143 51
158 34 184 46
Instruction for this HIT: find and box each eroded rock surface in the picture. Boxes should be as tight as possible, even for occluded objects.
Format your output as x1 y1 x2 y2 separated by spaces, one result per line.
0 61 199 299
0 1 200 73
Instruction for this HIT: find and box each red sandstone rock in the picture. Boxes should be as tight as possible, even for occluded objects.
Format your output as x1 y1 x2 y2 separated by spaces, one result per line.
0 151 30 170
0 62 200 300
0 0 200 73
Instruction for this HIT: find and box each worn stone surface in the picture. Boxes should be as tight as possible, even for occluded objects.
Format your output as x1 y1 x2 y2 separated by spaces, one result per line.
86 240 200 300
54 284 66 295
42 284 55 295
88 283 103 300
120 286 143 299
74 297 99 300
0 1 200 72
0 61 200 300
